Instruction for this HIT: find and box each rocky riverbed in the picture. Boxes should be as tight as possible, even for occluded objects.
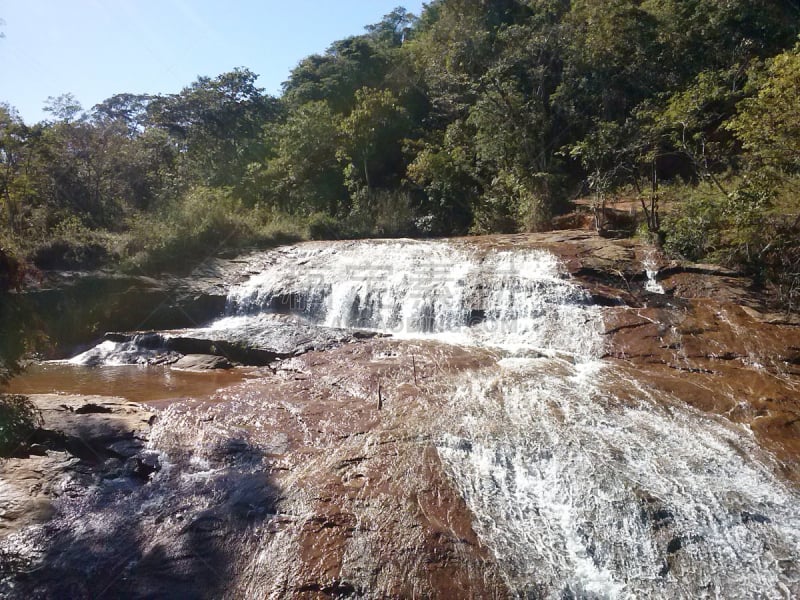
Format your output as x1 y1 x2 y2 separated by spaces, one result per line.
2 231 799 598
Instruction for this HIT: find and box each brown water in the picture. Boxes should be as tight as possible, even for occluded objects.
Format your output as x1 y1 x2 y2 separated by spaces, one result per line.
7 362 259 404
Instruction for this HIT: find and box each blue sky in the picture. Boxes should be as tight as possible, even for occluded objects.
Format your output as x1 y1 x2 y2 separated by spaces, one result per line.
0 1 426 124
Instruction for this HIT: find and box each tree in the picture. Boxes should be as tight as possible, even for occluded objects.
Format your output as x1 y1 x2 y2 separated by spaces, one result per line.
337 87 410 198
148 68 279 191
0 104 30 234
557 0 660 127
283 36 391 114
43 93 84 124
259 101 346 215
726 43 800 175
641 0 799 87
92 93 152 136
365 6 418 46
406 121 480 234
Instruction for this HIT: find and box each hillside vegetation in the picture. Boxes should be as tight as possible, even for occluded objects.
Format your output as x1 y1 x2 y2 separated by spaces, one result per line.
1 0 799 305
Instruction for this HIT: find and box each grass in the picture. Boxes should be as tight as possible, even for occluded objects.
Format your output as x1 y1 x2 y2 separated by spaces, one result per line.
1 186 309 276
120 189 307 274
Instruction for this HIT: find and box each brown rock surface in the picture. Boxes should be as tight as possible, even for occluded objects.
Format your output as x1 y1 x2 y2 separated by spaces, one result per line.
0 342 510 599
221 339 509 598
5 231 800 596
450 231 800 480
0 395 155 536
601 296 800 481
171 353 233 370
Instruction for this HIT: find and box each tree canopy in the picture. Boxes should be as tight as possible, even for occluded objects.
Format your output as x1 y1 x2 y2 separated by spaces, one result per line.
1 1 799 301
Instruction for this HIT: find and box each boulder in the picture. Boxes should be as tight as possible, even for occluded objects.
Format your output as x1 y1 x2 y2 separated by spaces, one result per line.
171 354 233 371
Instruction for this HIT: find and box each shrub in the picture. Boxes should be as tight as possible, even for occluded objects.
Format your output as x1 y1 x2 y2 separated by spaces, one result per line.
662 176 800 299
662 185 724 261
123 187 306 273
0 248 24 292
370 189 416 237
0 394 42 457
307 212 346 240
28 216 117 270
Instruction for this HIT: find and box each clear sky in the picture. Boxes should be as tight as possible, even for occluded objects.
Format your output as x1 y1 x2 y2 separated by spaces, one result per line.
0 0 426 124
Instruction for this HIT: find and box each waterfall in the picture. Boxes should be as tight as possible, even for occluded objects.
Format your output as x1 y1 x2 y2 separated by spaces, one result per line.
35 239 800 597
226 240 602 357
225 240 800 596
643 250 665 294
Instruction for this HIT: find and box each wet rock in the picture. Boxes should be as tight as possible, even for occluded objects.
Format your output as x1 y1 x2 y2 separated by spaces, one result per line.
102 457 124 477
666 536 684 554
101 331 284 366
658 560 671 577
638 495 675 532
7 234 800 597
27 443 48 456
125 452 160 480
171 354 233 371
103 331 130 343
74 402 113 414
603 298 800 480
1 341 509 599
0 394 156 537
741 511 771 525
99 314 385 368
107 438 142 458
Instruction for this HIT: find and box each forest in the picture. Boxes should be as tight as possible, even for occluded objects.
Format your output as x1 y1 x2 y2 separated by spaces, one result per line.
1 0 799 301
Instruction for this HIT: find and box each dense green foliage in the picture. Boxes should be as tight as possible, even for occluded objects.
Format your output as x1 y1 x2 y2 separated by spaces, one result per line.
1 1 799 303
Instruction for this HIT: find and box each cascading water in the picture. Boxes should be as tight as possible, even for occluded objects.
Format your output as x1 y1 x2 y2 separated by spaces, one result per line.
9 239 799 598
225 240 800 596
226 240 602 357
438 360 800 598
68 239 602 363
643 250 665 294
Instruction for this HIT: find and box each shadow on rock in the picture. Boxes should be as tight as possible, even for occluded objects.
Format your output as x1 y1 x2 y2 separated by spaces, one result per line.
2 417 279 600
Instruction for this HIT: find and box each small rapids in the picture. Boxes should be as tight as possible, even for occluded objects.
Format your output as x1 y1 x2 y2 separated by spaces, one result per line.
224 240 800 596
438 358 800 598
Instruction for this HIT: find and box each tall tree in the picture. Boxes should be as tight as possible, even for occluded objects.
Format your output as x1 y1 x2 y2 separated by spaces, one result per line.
148 68 279 191
259 100 346 215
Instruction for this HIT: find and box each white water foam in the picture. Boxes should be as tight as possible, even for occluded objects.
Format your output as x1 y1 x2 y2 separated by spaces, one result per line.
54 239 800 597
437 359 800 598
643 250 665 294
226 240 601 357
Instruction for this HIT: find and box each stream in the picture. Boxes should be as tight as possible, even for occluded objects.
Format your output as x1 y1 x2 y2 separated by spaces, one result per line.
2 238 799 598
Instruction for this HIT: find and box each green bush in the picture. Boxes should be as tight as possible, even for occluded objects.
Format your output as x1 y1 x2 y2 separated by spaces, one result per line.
662 177 800 298
123 187 306 273
307 212 347 240
662 185 725 261
14 215 119 270
370 189 416 237
0 394 42 457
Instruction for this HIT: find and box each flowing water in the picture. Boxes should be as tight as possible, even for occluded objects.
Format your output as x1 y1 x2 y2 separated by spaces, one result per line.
226 240 601 357
643 250 665 295
225 240 800 597
6 239 800 598
439 360 800 598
